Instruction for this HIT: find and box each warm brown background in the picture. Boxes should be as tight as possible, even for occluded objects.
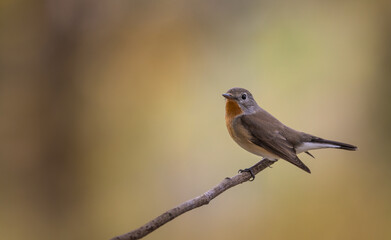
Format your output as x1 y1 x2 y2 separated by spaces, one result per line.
1 1 390 240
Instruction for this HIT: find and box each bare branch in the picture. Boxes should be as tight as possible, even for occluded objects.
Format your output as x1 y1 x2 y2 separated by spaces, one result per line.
110 159 275 240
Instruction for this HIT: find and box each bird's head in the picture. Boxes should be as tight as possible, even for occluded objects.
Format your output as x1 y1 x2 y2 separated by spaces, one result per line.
222 87 259 114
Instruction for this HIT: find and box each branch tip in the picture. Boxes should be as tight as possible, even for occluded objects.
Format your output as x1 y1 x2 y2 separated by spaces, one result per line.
110 158 275 240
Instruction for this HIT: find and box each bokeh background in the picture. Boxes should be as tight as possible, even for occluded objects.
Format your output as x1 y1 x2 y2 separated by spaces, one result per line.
1 1 390 239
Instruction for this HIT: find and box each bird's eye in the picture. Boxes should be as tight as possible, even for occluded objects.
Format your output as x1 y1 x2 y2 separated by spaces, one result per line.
241 94 247 100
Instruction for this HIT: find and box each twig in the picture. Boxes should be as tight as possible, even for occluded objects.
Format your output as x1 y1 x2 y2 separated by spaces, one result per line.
110 158 276 240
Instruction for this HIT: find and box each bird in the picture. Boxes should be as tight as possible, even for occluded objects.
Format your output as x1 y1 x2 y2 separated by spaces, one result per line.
223 87 357 179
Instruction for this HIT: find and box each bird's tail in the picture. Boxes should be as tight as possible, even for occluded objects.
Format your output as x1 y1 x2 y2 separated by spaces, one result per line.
292 136 356 173
310 137 357 151
296 136 357 154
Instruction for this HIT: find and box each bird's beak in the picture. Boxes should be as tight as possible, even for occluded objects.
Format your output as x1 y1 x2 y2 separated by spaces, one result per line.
222 93 234 99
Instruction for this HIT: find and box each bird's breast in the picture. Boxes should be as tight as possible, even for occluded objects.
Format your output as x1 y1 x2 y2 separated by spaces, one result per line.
225 100 243 138
225 103 279 160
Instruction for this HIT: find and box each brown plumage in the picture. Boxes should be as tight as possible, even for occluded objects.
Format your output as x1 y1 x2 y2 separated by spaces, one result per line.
225 99 243 139
223 87 357 173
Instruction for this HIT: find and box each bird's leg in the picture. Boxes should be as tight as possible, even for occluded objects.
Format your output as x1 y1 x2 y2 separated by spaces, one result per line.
238 168 256 181
238 158 277 181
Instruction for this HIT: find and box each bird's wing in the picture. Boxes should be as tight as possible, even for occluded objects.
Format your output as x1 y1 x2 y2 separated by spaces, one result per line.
240 111 311 173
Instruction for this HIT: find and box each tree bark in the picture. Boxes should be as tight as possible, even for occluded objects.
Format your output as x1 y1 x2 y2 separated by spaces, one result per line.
111 158 275 240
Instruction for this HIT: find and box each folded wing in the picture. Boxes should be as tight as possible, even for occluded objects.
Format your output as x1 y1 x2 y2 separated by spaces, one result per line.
240 111 311 173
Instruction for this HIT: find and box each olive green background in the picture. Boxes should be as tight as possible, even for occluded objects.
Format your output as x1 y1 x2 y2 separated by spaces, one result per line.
1 1 390 239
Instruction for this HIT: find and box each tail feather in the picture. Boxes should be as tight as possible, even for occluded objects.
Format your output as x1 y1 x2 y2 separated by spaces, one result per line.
305 151 315 158
310 137 357 151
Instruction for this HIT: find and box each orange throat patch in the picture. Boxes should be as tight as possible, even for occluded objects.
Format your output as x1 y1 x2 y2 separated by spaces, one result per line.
225 100 243 119
225 100 243 136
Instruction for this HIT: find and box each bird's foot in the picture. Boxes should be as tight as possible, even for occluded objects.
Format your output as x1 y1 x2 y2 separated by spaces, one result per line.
238 168 256 181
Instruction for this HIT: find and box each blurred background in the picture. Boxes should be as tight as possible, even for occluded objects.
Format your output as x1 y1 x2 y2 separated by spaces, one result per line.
1 0 390 239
